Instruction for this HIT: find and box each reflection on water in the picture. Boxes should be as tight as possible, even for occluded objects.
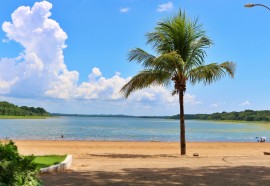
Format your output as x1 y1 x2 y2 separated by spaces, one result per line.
0 117 269 142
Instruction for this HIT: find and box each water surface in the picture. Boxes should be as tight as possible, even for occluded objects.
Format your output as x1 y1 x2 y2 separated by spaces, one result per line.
0 116 269 142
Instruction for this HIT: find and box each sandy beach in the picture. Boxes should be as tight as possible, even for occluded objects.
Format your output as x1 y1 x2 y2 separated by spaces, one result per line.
15 140 270 185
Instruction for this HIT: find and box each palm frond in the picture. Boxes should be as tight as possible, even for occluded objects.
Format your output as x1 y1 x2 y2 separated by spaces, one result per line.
152 51 184 74
188 61 236 85
146 23 175 54
120 70 171 98
185 36 212 70
128 48 156 68
220 61 236 78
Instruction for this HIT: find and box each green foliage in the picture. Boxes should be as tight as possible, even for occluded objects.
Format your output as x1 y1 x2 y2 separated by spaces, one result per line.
0 140 42 186
0 101 50 117
171 110 270 122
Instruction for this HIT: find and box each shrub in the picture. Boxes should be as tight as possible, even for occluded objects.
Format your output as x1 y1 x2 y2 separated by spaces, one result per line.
0 140 42 186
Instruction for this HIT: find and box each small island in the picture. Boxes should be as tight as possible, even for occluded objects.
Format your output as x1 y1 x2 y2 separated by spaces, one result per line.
0 101 50 119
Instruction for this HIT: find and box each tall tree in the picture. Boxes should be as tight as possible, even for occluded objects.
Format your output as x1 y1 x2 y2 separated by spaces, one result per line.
120 10 236 155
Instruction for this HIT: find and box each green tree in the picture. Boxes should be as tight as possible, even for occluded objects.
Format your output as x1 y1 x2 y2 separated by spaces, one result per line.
0 140 42 186
120 10 235 155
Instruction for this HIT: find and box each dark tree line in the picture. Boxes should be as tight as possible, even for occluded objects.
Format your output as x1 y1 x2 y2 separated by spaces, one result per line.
170 110 270 122
0 101 50 116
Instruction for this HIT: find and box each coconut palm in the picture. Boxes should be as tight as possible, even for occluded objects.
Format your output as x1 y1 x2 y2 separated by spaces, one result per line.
120 10 236 155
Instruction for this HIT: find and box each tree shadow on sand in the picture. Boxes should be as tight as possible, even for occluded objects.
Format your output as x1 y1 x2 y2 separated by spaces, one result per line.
87 153 179 159
41 165 270 186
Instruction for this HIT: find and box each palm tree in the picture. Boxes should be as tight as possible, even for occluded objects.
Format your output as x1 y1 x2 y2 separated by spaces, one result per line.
120 10 236 155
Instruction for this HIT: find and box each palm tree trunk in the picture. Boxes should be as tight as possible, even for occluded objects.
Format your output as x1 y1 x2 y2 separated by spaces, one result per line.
179 89 186 155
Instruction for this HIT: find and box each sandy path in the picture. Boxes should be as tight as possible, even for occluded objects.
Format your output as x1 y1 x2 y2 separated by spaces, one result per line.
15 141 270 186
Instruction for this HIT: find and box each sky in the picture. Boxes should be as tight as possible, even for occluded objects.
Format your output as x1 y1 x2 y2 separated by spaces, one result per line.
0 0 270 116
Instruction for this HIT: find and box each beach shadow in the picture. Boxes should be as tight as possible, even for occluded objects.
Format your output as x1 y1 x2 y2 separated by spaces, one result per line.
41 165 270 186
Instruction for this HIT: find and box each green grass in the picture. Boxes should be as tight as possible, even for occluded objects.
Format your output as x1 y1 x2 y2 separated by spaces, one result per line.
33 155 67 169
0 115 51 119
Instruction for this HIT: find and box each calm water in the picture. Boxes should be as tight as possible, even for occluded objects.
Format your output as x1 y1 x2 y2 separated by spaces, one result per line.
0 116 270 142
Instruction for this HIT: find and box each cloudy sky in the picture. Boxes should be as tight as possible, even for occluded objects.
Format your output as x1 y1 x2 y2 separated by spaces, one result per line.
0 0 270 116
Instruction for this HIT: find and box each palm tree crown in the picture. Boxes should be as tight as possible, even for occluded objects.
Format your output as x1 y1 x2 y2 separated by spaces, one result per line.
121 10 236 155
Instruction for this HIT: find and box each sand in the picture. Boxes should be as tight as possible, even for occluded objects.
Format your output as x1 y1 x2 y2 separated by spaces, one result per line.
15 140 270 186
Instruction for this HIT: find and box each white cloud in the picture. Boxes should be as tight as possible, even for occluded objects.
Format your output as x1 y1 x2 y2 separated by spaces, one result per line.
120 8 130 13
129 86 173 103
74 67 200 108
88 67 102 82
157 2 174 12
240 101 251 106
75 69 128 100
1 1 78 99
0 78 18 94
0 1 202 115
185 94 202 105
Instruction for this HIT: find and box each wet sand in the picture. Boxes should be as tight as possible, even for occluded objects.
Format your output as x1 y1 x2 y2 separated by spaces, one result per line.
15 140 270 186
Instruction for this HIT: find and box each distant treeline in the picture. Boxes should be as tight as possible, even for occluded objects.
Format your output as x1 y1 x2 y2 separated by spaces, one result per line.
0 101 50 116
170 110 270 122
51 113 166 119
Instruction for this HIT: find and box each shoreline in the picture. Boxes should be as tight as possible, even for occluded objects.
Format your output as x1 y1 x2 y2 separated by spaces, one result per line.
14 140 270 156
7 139 268 144
12 139 269 142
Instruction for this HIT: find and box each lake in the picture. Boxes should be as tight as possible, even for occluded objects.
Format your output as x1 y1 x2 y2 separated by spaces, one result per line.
0 116 269 142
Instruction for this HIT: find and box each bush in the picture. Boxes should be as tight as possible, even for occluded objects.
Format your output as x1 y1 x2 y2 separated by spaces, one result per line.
0 140 42 186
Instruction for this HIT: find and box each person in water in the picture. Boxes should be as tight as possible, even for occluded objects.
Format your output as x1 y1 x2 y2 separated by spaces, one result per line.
256 136 266 142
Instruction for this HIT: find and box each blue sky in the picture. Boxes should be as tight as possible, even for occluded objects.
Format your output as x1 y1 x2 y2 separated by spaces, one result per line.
0 0 269 116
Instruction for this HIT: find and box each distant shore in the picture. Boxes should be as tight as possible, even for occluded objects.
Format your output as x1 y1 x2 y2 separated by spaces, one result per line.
15 140 270 185
0 115 51 119
2 113 270 123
